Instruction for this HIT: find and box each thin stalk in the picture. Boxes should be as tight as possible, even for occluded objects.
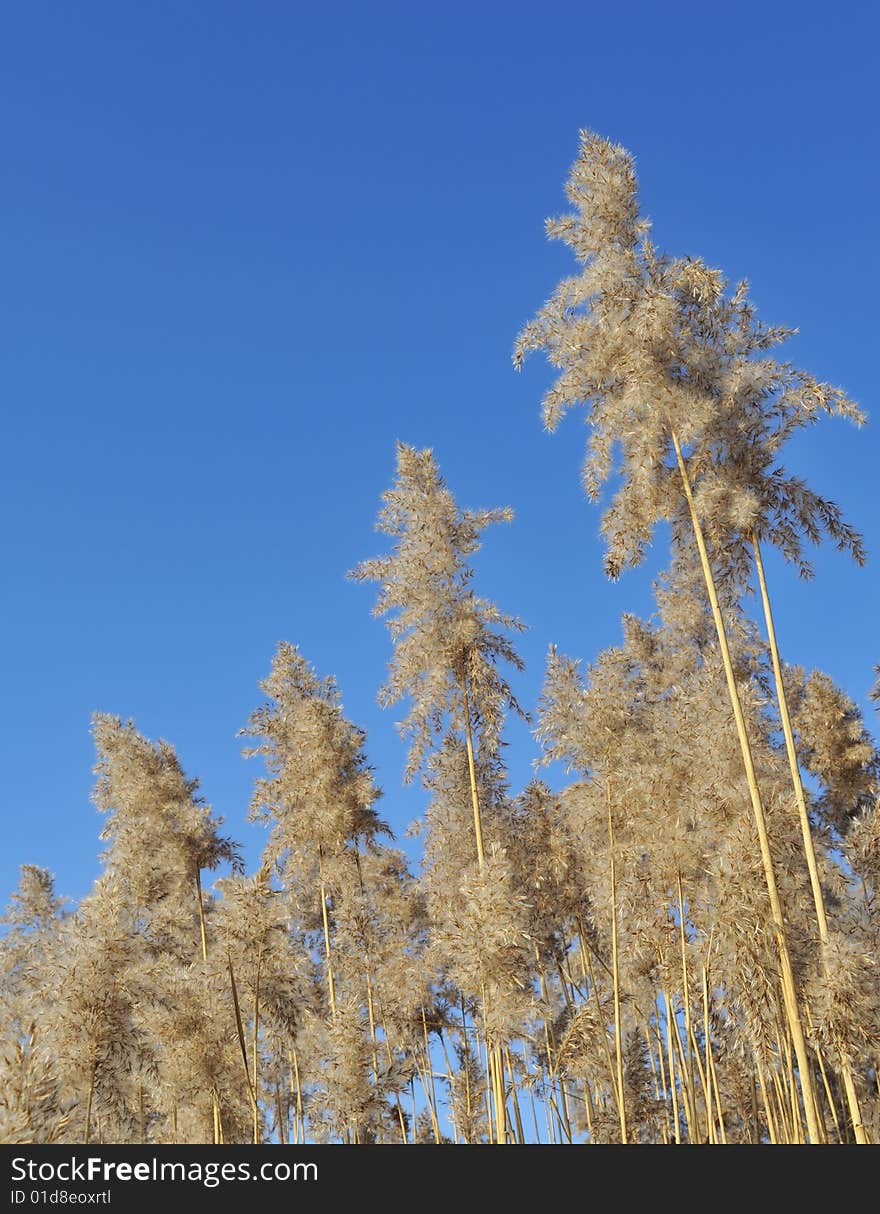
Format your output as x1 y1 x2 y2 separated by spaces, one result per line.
803 1001 843 1143
195 869 209 966
292 1048 304 1144
584 949 624 1119
460 995 473 1141
537 963 571 1144
478 978 498 1141
553 954 575 1013
701 966 725 1144
676 876 701 1135
504 1048 524 1141
752 531 868 1144
671 426 820 1142
527 1069 542 1143
548 1084 572 1143
365 978 380 1085
482 1036 494 1141
438 1031 459 1144
669 993 696 1140
461 675 486 870
770 1059 792 1144
559 1077 574 1144
755 1057 779 1144
413 1044 442 1144
752 531 830 932
645 1027 669 1144
606 782 627 1144
380 1021 408 1146
316 848 337 1022
226 950 259 1134
421 1007 442 1144
663 986 682 1144
666 908 697 1141
463 672 511 1144
506 1046 525 1144
748 1073 758 1145
352 849 381 1087
653 1020 673 1144
83 1064 95 1145
773 1033 793 1141
544 1071 557 1144
813 1036 843 1143
491 1042 508 1144
840 1055 868 1145
781 1030 805 1144
582 1077 595 1139
194 869 221 1145
252 945 263 1144
287 1052 297 1144
687 1020 712 1142
395 1097 408 1145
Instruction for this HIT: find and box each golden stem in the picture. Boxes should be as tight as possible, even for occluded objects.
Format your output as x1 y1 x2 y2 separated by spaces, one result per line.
317 848 337 1022
252 945 263 1144
670 993 696 1140
654 1021 673 1143
645 1027 669 1144
558 1077 574 1143
585 949 624 1120
461 674 486 871
670 426 821 1142
780 1028 805 1144
663 986 682 1144
275 1083 286 1146
438 1031 459 1144
582 1076 595 1138
756 1057 779 1144
460 995 473 1141
227 949 260 1135
194 869 221 1144
701 965 726 1144
676 876 701 1137
841 1056 868 1145
752 531 868 1144
421 1007 442 1144
292 1048 304 1144
606 782 627 1144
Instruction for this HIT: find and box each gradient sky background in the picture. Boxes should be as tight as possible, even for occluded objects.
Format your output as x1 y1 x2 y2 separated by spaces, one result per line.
2 1 878 908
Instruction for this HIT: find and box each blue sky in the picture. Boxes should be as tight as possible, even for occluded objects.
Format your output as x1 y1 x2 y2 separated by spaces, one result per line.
2 1 877 907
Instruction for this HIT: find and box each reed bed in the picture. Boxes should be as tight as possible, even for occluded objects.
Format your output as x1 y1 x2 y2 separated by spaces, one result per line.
1 133 877 1145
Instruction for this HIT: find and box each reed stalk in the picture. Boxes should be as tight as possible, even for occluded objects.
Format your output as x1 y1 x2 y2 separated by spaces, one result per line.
752 531 868 1143
676 877 701 1134
663 986 682 1143
670 425 822 1142
606 783 627 1143
194 869 222 1144
316 848 337 1022
226 950 260 1137
755 1057 779 1144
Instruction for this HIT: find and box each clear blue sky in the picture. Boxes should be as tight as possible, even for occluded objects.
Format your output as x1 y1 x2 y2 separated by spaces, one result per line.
2 1 877 906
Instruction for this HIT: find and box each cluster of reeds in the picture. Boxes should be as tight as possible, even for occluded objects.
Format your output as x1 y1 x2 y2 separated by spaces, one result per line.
1 132 877 1145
